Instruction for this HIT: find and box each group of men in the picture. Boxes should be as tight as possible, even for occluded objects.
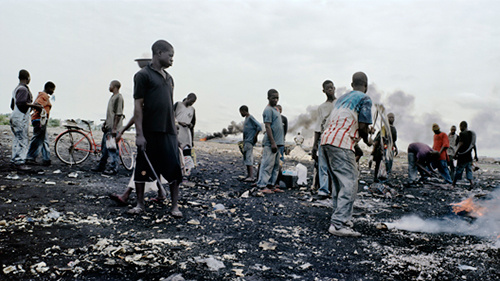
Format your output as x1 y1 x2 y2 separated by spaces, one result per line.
238 90 290 194
239 73 373 237
11 40 479 236
10 69 56 171
407 121 477 188
11 40 196 218
239 70 478 237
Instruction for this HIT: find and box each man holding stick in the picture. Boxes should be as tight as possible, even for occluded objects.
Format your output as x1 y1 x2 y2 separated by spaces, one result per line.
130 39 183 217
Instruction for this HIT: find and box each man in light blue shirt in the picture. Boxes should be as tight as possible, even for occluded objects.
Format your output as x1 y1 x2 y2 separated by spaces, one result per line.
256 89 284 193
240 105 262 182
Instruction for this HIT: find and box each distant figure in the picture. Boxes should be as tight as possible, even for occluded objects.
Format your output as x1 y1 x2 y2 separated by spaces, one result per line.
372 112 398 182
10 69 37 171
432 123 452 184
276 104 287 161
175 93 197 156
26 82 56 166
130 39 183 218
452 121 478 188
256 89 285 194
239 105 262 182
312 80 336 198
407 142 440 183
294 132 304 147
91 80 124 175
321 72 373 237
447 125 459 179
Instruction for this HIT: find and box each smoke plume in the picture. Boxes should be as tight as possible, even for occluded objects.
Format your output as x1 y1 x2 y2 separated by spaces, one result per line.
287 84 446 149
386 188 500 240
204 120 244 140
287 83 499 156
287 87 349 139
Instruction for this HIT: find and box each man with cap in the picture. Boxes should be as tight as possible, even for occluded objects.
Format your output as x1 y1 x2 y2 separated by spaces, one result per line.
432 123 452 184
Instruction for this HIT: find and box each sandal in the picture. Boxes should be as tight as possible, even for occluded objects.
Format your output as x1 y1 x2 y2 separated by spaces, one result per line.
127 206 145 215
170 210 183 219
109 194 128 206
243 177 255 182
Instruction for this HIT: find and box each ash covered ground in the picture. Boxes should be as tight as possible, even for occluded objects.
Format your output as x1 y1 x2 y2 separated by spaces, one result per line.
0 125 499 281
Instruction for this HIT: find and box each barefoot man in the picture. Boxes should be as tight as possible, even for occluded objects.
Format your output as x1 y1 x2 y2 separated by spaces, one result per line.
130 39 183 218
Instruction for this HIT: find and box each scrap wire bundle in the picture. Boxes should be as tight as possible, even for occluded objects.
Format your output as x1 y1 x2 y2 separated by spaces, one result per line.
372 104 394 168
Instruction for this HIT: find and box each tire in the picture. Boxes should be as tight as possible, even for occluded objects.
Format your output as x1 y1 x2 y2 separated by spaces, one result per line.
119 140 135 171
55 130 91 165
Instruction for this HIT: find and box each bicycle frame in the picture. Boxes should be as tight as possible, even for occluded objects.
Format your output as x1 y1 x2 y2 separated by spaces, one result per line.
55 123 100 155
55 119 134 168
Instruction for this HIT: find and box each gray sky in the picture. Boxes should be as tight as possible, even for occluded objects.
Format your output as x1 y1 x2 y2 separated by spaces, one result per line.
2 0 499 156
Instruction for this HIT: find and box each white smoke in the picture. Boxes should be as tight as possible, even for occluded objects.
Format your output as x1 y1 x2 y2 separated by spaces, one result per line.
288 84 445 148
386 189 500 240
286 83 498 156
287 86 349 138
367 84 446 146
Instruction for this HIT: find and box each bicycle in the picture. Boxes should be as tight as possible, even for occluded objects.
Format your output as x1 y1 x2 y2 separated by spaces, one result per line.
54 119 135 170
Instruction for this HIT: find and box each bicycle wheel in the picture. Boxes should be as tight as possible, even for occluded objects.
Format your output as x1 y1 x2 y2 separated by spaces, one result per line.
55 130 92 165
119 140 135 171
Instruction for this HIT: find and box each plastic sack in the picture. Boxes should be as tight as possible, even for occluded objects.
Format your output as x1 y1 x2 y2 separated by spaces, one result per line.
377 162 387 180
106 135 117 151
184 156 195 176
296 163 307 185
40 109 48 126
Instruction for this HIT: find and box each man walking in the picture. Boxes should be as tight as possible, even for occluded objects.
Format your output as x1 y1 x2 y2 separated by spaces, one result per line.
312 80 336 198
10 69 37 171
321 72 373 237
432 123 452 184
26 81 56 166
239 105 262 182
452 121 478 188
92 80 124 175
256 89 284 194
130 39 183 217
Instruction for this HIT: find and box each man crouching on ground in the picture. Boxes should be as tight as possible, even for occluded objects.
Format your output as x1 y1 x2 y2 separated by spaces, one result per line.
320 72 373 237
130 39 183 218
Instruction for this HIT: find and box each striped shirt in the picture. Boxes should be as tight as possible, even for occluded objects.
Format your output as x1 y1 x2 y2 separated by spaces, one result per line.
320 90 372 151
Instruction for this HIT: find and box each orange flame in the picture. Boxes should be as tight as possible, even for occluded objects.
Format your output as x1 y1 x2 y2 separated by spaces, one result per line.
199 137 207 142
450 198 486 218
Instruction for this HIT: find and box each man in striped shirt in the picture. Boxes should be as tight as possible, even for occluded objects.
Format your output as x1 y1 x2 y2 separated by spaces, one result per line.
320 72 373 237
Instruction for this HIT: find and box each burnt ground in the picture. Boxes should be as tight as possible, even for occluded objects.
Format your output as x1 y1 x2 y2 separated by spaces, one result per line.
0 125 499 281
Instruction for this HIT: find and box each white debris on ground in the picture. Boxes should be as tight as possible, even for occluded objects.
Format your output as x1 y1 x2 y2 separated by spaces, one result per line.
1 130 499 280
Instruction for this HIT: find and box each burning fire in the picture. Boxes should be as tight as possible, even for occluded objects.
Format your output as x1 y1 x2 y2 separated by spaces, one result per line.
450 197 486 218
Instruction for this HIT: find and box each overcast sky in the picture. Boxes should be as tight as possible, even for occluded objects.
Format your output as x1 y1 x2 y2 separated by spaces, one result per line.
1 0 499 157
